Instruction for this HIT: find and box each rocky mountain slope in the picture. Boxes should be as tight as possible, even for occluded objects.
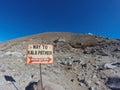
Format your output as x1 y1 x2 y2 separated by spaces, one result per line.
0 32 120 90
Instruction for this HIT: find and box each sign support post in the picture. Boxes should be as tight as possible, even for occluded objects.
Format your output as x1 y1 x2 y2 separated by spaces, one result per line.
39 64 43 90
26 44 54 90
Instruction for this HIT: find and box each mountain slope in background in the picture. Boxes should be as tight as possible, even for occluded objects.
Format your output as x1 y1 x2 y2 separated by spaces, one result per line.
0 32 120 90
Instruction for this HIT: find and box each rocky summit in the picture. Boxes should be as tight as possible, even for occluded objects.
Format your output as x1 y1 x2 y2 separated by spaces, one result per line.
0 32 120 90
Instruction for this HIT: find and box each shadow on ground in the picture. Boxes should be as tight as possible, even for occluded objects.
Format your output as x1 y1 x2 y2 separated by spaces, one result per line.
4 75 19 90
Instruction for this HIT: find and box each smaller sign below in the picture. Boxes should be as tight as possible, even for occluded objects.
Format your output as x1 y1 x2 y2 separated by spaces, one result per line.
26 44 54 64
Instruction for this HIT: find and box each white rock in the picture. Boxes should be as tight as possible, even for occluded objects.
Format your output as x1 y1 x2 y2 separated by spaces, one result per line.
53 69 61 74
104 63 117 69
5 51 23 57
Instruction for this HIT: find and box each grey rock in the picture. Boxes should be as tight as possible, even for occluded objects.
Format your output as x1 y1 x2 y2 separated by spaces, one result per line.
60 61 67 65
113 48 120 52
89 86 97 90
104 62 120 69
67 60 72 66
60 60 72 66
106 77 120 90
53 38 66 43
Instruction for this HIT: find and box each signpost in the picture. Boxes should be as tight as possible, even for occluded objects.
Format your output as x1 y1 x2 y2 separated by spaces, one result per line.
26 44 54 90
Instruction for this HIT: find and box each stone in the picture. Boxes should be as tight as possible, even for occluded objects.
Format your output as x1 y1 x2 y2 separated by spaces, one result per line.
113 48 120 52
53 39 66 43
66 61 72 66
89 86 97 90
106 77 120 90
104 62 120 69
60 60 72 66
60 61 67 65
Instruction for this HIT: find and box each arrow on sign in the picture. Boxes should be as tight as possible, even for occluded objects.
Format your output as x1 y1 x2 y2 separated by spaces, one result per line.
29 57 51 63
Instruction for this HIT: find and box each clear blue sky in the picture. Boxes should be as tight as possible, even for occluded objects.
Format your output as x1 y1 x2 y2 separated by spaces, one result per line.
0 0 120 41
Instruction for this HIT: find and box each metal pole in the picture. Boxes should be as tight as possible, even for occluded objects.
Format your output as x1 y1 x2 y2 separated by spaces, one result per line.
39 64 43 90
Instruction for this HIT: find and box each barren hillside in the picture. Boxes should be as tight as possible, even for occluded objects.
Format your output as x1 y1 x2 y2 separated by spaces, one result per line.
0 32 120 90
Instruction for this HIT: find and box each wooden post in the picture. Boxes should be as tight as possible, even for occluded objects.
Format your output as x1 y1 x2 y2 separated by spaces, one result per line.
39 64 43 90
